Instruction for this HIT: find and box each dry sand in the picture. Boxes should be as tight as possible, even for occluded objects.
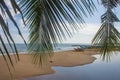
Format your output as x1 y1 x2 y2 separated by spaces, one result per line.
0 49 98 80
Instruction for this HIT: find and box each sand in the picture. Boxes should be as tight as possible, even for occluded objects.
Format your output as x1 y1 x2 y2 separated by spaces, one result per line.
0 49 98 80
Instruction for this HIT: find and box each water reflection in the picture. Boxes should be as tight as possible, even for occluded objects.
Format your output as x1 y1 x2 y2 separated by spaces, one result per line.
25 53 120 80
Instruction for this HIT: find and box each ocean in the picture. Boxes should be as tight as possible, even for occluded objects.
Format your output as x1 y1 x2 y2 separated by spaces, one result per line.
0 43 91 53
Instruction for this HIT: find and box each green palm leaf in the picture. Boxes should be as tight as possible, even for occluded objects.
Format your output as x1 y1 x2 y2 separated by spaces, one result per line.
92 22 120 61
0 48 13 80
101 9 119 22
19 0 95 64
101 0 119 8
92 0 120 61
0 0 27 68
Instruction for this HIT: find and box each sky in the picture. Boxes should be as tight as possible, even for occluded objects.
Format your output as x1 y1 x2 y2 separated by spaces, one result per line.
1 0 120 44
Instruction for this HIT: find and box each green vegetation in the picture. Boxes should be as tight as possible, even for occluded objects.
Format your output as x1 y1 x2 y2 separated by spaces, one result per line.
92 0 120 61
0 0 120 72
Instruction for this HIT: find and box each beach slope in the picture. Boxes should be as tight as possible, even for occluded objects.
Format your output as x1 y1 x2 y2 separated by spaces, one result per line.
0 50 97 80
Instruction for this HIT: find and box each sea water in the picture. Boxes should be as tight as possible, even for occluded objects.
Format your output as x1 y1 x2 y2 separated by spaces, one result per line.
1 43 120 80
0 43 90 53
24 53 120 80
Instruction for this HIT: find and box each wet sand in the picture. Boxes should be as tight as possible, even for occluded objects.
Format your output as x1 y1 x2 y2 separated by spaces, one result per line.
0 49 98 80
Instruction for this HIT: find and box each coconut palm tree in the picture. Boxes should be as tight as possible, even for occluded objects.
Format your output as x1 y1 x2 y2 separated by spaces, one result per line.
92 0 120 61
0 0 96 66
0 0 27 79
0 0 120 72
1 0 120 79
19 0 97 64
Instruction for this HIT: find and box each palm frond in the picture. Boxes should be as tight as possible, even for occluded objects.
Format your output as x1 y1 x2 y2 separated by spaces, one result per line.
0 0 27 45
19 0 95 64
0 48 13 80
101 9 119 22
0 14 19 61
10 0 26 24
0 0 28 79
0 35 14 67
0 0 27 66
101 0 120 8
92 22 120 61
92 0 120 61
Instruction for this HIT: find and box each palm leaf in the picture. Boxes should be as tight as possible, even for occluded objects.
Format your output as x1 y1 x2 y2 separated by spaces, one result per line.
18 0 95 65
0 0 27 67
92 0 120 61
101 9 119 22
10 0 26 24
92 22 120 61
0 0 28 79
0 35 14 68
1 0 27 45
0 48 13 80
0 14 19 61
101 0 119 8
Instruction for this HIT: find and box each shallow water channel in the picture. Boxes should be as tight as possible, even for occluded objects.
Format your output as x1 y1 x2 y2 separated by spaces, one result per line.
24 53 120 80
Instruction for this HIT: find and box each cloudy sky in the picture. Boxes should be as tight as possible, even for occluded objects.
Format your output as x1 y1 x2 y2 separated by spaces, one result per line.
2 0 120 44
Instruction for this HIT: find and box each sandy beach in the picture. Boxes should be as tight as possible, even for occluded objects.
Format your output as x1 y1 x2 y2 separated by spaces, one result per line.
0 49 98 80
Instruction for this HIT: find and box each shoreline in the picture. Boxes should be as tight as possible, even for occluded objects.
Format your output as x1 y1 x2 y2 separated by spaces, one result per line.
0 49 99 80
